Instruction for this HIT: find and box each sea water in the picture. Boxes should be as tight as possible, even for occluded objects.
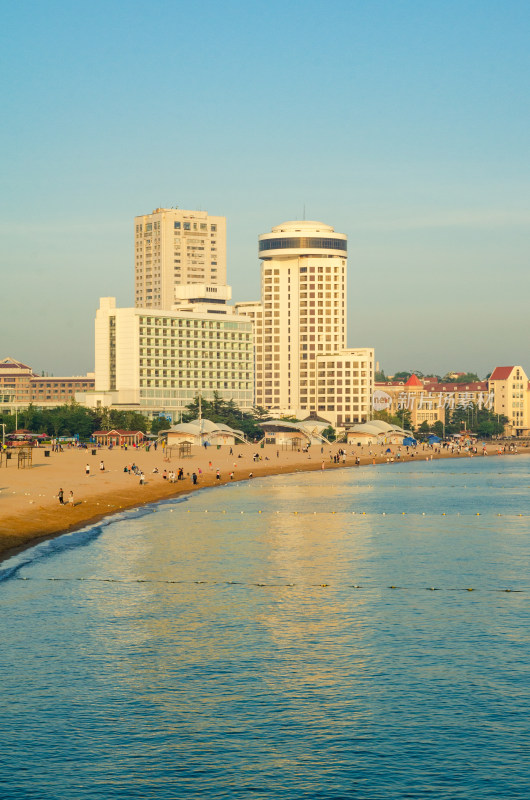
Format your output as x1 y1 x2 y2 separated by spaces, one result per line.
1 456 529 799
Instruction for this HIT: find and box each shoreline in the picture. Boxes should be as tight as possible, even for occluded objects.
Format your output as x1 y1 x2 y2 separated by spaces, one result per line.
0 442 527 566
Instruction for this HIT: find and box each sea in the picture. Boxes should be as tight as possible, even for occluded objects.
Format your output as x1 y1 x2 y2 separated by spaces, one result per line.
0 455 529 799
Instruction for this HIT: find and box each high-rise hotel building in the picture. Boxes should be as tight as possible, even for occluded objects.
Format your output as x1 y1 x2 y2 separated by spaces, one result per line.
134 208 226 309
236 220 373 425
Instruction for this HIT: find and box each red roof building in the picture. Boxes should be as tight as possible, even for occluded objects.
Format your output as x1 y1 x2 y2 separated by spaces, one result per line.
489 366 515 381
488 366 530 435
92 430 145 446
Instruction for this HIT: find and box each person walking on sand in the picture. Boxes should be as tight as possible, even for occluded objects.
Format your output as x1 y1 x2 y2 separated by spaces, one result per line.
68 490 74 506
139 472 145 485
192 472 198 484
85 463 90 476
58 488 64 505
216 469 221 481
100 460 105 471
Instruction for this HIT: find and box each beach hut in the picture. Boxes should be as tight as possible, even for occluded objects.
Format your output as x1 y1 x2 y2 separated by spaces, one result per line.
259 420 330 447
92 430 145 447
160 419 247 447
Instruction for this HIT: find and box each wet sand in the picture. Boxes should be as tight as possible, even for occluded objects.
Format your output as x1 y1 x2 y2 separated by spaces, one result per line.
0 441 525 563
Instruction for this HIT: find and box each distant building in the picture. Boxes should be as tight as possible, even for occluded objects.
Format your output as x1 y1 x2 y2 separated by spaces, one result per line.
488 366 530 436
134 208 226 309
374 374 492 429
79 298 254 418
0 356 94 411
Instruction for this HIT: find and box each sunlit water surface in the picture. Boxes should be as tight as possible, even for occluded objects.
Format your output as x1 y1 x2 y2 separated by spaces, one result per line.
1 456 529 799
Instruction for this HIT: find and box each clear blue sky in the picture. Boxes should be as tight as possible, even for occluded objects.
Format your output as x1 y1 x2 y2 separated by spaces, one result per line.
1 0 529 378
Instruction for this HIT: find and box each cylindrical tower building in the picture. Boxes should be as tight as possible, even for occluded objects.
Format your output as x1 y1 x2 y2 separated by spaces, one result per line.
256 220 347 416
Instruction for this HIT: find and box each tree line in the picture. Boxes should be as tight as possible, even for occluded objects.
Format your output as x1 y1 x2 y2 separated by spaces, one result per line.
374 405 508 438
0 394 269 441
1 391 509 442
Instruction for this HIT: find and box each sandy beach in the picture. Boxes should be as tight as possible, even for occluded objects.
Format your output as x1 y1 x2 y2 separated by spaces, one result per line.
0 440 526 564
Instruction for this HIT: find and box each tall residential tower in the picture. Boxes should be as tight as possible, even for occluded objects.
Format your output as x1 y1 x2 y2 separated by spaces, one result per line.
134 208 226 309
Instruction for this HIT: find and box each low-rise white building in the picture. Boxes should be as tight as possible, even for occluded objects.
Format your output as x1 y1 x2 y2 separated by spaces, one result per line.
78 298 254 419
315 348 374 427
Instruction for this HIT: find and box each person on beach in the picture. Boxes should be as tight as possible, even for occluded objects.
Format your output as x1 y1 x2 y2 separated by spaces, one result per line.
85 464 90 475
58 488 64 505
100 461 105 471
68 491 74 506
139 472 145 485
216 469 221 481
192 472 198 485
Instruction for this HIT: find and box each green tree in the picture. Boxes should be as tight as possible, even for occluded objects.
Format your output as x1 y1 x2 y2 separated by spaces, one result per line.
252 406 270 420
392 370 424 381
150 416 171 436
417 421 431 438
181 394 265 442
321 425 336 442
445 404 508 438
431 420 445 438
442 372 481 383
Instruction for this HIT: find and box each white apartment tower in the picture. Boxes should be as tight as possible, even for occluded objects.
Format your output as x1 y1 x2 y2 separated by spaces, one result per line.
134 208 226 309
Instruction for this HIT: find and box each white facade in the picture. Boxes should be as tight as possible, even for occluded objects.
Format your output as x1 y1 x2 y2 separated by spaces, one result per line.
316 349 374 427
84 298 254 418
237 220 370 423
134 208 226 309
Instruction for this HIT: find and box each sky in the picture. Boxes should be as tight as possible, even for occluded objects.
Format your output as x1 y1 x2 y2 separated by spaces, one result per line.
1 0 529 378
